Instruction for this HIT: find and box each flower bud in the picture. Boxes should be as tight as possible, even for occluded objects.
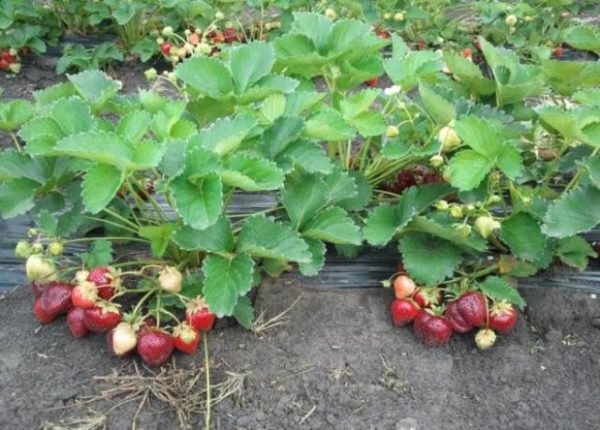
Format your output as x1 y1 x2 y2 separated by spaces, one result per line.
15 240 32 259
505 14 517 26
31 243 43 254
383 12 391 20
162 26 174 36
325 8 337 20
474 216 501 239
429 154 444 167
144 67 157 81
215 11 225 20
26 255 57 281
449 205 464 219
394 12 405 22
386 125 400 138
454 224 472 238
438 125 461 152
158 266 183 293
435 200 449 211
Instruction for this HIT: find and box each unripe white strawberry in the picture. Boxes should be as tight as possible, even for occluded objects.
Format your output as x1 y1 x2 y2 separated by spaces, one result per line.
110 322 138 356
429 154 444 167
75 270 90 284
15 240 32 259
474 216 501 239
26 255 57 281
449 205 463 219
435 200 449 211
30 243 43 254
9 47 18 56
384 85 401 96
161 26 174 36
177 47 187 58
159 266 183 293
394 12 405 22
505 14 517 26
454 223 472 238
144 67 157 81
383 12 391 20
48 242 64 256
215 11 225 20
438 125 461 152
325 8 337 20
386 125 400 138
475 328 496 350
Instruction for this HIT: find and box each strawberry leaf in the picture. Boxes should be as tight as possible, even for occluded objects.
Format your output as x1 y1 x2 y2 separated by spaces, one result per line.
202 253 254 317
555 236 597 271
298 238 326 276
302 207 362 245
82 163 124 214
173 217 234 253
479 276 526 310
542 186 600 238
230 41 275 94
175 57 233 98
232 296 255 329
220 154 284 191
499 212 548 263
170 174 223 230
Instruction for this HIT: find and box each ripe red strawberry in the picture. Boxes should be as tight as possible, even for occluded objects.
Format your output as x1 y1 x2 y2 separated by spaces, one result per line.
160 42 172 56
444 300 472 333
365 77 379 87
393 275 416 299
488 301 517 333
173 323 201 354
71 282 98 309
87 266 119 300
552 47 564 58
414 310 453 346
137 328 174 366
454 291 487 327
377 30 391 39
0 59 8 71
39 282 73 317
67 308 89 337
413 287 442 309
223 28 239 43
387 170 416 193
107 322 138 356
34 298 55 324
186 298 216 332
30 281 46 298
84 304 122 332
461 48 473 59
416 39 426 50
211 30 225 44
390 298 419 326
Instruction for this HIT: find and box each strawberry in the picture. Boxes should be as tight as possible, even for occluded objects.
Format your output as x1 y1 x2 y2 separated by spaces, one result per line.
160 42 172 56
390 298 419 326
377 30 391 39
444 300 472 333
84 304 122 332
34 298 55 324
211 30 225 44
416 39 426 50
71 282 98 309
365 77 379 87
137 328 174 366
1 50 17 63
186 298 216 332
393 275 416 299
488 301 517 333
475 328 496 350
188 33 200 45
461 48 473 59
414 310 453 346
413 287 442 309
552 47 564 58
0 59 8 71
39 282 73 317
158 266 183 293
107 322 138 356
87 266 119 300
173 323 201 354
223 28 239 43
454 291 487 328
67 308 89 337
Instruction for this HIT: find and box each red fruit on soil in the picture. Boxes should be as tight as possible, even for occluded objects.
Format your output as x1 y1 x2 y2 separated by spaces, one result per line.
160 42 172 56
414 310 453 346
393 275 416 299
34 298 55 324
488 301 517 333
552 47 564 58
461 48 473 59
30 281 46 298
173 323 201 354
365 77 379 87
223 28 239 43
137 328 174 366
211 31 225 44
390 298 420 326
67 308 89 337
454 291 487 328
0 59 9 71
39 282 73 316
377 30 391 39
71 282 98 309
186 299 216 332
444 300 472 333
84 304 122 332
413 287 442 309
1 50 17 63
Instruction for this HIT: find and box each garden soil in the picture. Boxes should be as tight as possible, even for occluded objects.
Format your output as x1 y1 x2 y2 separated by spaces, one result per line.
1 59 600 430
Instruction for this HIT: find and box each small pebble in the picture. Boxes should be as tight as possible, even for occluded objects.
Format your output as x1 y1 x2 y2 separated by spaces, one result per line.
590 293 597 299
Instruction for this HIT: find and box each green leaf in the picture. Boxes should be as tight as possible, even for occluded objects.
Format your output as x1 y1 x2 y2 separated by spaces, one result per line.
79 239 113 268
542 186 600 238
261 116 305 158
138 224 176 258
408 216 487 253
0 178 38 218
36 210 58 236
555 236 597 270
0 100 34 131
0 150 52 183
339 89 379 119
171 174 223 230
54 131 133 171
304 110 355 141
399 232 462 286
281 172 328 229
418 84 455 124
175 57 233 98
230 41 275 94
191 114 256 155
173 217 234 252
364 204 398 246
117 110 152 142
238 214 310 263
232 296 255 329
323 167 358 204
302 207 362 245
202 253 254 316
454 116 503 158
499 213 548 263
448 150 492 191
276 139 332 174
68 70 120 112
82 164 124 214
298 238 326 276
479 276 526 310
261 93 286 122
221 154 284 191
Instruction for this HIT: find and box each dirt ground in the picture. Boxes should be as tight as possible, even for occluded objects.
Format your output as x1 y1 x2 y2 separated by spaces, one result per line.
0 278 599 429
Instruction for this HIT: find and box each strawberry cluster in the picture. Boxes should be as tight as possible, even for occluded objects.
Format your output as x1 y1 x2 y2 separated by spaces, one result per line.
388 263 517 349
28 263 216 366
0 48 22 74
385 166 444 194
